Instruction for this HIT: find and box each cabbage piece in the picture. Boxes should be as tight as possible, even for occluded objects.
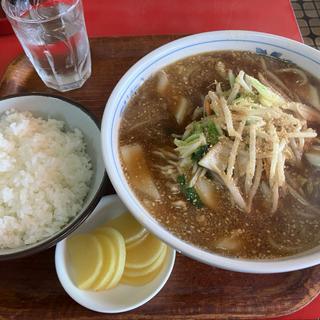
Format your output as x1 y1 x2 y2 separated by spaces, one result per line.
121 144 160 200
198 139 231 173
174 97 190 125
199 142 247 211
305 150 320 167
246 74 286 107
235 70 252 92
216 230 243 251
195 177 219 210
174 133 207 158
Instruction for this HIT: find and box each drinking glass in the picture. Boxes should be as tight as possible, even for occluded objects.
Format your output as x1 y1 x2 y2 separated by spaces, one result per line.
1 0 91 92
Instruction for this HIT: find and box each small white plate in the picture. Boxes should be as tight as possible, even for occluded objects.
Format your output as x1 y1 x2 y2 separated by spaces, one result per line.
55 194 176 313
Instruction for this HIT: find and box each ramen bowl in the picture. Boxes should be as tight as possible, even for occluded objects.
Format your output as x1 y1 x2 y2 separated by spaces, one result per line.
101 30 320 273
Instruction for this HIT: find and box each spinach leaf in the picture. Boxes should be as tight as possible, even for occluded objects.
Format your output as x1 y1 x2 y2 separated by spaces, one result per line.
177 174 203 208
191 145 208 162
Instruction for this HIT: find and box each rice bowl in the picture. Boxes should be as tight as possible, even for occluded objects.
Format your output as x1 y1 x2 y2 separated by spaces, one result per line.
0 94 105 259
0 110 93 248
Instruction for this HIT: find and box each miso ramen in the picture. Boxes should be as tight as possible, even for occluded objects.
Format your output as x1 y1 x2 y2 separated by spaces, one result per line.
119 51 320 259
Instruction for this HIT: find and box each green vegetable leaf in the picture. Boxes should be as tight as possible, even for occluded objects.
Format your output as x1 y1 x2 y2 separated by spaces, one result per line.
177 174 186 186
203 120 220 145
184 188 203 208
190 122 203 136
191 145 208 162
174 133 207 158
177 174 203 208
191 119 219 144
175 118 220 161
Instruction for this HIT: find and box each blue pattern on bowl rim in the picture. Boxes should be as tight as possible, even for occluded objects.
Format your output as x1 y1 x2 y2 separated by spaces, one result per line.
256 47 283 59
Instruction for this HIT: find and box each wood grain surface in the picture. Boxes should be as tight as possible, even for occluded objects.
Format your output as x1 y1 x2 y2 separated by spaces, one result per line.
0 36 320 319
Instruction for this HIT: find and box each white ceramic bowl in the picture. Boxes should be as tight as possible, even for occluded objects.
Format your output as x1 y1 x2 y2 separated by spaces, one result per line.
101 30 320 273
55 194 176 313
0 94 106 260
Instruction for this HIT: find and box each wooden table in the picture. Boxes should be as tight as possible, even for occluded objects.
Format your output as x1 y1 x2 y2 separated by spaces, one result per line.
0 36 319 319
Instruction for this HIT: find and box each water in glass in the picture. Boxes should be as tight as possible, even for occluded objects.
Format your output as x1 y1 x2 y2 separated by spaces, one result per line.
3 0 91 92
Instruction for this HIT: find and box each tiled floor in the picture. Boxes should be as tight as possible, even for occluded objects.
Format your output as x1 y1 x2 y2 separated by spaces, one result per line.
292 0 320 48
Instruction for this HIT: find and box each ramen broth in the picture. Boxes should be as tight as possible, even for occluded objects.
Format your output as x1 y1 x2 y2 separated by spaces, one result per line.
119 51 320 259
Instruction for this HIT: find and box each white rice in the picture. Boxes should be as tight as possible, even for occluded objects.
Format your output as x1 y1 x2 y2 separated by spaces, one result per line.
0 111 93 249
